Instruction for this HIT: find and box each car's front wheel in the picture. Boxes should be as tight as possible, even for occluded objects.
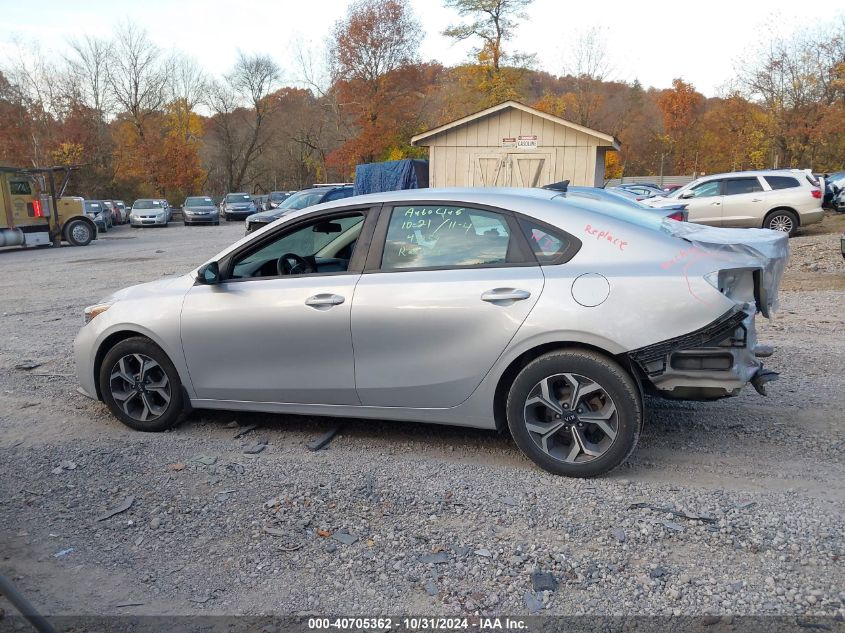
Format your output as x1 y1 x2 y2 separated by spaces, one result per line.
64 219 93 246
506 349 641 478
99 337 185 432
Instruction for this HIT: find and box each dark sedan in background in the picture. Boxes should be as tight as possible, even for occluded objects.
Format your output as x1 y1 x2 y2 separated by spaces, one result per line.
221 193 257 221
183 196 220 225
245 185 355 233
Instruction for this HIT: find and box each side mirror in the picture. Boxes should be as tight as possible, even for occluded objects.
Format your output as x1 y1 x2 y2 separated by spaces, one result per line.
679 190 694 199
197 261 220 285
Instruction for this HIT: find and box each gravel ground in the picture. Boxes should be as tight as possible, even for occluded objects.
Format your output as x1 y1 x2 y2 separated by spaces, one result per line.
0 215 843 619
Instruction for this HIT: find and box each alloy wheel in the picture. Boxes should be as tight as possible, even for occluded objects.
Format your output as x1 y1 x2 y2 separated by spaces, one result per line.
768 214 794 233
523 373 618 464
108 353 171 422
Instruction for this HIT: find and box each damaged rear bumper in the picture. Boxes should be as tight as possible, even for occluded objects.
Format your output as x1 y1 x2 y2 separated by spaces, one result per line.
628 307 777 400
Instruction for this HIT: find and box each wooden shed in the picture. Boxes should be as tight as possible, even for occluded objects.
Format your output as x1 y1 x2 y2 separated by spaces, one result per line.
411 101 620 189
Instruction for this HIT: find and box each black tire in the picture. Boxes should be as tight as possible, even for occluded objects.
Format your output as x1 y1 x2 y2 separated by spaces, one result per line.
506 349 642 478
64 218 94 246
764 209 799 237
99 336 185 432
214 221 220 226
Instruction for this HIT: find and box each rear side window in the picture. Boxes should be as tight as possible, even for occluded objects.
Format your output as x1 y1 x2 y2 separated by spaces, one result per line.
10 181 32 195
382 205 511 269
724 178 763 195
519 219 577 264
764 176 800 190
323 188 353 202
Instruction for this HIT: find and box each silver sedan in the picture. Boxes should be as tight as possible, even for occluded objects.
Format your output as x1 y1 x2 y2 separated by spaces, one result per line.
74 188 788 477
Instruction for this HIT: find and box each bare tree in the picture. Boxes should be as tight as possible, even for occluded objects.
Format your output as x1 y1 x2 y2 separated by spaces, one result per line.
442 0 534 71
206 52 281 192
66 35 113 117
107 21 167 136
564 26 614 128
167 52 207 111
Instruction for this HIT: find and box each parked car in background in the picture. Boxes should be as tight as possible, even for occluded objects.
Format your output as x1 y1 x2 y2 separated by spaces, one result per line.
114 200 129 223
612 183 666 200
130 199 168 227
102 200 123 225
552 185 688 221
221 193 257 221
153 199 172 222
182 196 220 225
76 187 786 478
663 184 683 193
267 191 291 209
252 194 269 211
644 170 824 236
84 200 110 232
245 185 355 233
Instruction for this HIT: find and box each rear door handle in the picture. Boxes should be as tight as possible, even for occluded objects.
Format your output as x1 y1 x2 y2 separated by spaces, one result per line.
305 293 345 307
751 198 762 202
481 288 531 302
711 201 721 206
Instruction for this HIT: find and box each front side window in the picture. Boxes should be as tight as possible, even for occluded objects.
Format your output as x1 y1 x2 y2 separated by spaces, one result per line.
724 177 764 195
689 180 722 198
764 176 800 190
231 213 365 279
10 180 32 195
381 205 511 270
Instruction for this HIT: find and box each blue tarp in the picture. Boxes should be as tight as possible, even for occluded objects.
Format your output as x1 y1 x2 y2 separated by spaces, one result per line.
353 159 429 196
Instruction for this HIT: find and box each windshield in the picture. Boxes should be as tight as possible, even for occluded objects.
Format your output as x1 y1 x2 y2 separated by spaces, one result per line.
270 192 288 201
83 201 101 212
133 200 160 209
186 197 214 206
226 193 251 203
278 190 325 210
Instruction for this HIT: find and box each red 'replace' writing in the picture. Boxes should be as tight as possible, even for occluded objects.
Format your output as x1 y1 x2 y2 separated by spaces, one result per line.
584 224 628 251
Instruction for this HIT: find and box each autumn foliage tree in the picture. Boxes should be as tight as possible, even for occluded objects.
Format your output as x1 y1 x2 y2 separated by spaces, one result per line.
327 0 427 175
655 78 705 174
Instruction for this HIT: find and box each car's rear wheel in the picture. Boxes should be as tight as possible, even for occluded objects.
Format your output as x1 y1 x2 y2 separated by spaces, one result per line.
99 337 185 432
765 209 799 237
506 349 641 477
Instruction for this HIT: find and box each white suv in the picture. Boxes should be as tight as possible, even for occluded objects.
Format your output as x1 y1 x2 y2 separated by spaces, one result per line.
645 170 824 236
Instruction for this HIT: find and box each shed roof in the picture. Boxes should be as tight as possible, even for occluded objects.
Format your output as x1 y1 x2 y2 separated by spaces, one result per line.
411 100 621 150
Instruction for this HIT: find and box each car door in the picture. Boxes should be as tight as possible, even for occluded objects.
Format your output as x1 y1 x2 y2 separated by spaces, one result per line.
351 202 545 408
180 208 377 405
720 176 768 227
679 179 724 225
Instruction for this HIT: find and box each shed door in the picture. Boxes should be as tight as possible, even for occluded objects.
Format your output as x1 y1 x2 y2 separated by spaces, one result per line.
509 154 551 187
471 155 508 186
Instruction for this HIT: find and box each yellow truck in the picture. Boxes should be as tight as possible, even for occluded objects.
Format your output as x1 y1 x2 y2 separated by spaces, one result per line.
0 165 97 248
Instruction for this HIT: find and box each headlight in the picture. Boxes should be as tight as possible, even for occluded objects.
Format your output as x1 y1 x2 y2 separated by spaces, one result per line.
84 301 114 324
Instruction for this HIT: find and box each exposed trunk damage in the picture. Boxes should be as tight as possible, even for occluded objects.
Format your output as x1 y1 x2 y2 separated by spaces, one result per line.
630 221 789 400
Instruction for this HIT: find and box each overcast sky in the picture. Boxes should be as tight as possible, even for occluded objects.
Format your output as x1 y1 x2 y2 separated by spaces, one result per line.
2 0 842 96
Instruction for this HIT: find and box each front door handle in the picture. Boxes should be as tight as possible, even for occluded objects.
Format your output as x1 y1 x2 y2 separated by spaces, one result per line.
481 288 531 302
711 201 722 206
305 293 345 307
751 198 762 202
